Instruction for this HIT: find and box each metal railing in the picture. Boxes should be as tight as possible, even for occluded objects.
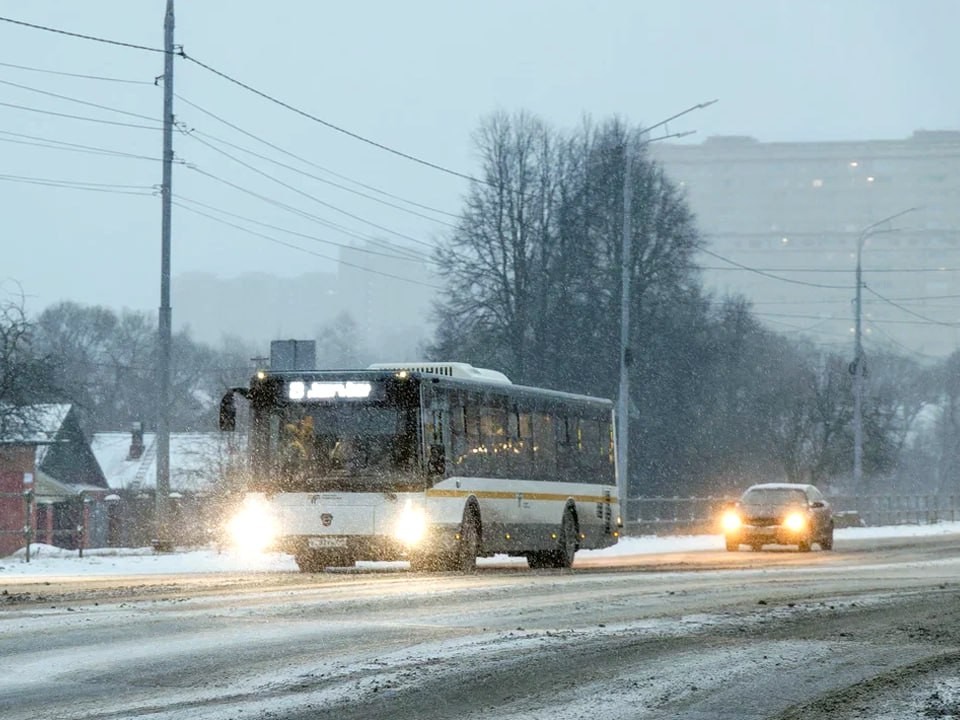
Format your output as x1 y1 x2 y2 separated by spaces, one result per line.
623 494 960 537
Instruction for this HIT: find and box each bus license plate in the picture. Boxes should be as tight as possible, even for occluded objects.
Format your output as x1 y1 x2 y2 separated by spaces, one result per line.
309 537 347 549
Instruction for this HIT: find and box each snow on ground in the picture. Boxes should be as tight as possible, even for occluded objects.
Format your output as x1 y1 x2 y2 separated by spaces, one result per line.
2 522 959 578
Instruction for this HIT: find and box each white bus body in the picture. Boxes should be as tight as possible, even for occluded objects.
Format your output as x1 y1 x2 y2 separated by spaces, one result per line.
220 363 621 572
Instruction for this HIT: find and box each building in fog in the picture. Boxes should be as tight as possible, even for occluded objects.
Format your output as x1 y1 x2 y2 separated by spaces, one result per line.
337 239 436 362
651 130 960 358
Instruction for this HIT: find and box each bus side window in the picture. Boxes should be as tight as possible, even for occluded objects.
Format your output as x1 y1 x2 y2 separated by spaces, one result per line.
509 406 533 479
556 414 575 482
531 412 555 481
480 402 507 477
463 399 483 475
450 395 467 466
578 418 601 482
599 418 615 483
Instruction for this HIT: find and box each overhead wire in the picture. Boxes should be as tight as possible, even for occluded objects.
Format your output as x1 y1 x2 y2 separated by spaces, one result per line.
175 93 461 221
863 285 960 327
0 99 162 129
0 129 166 162
173 194 434 265
184 164 430 262
0 172 154 195
0 15 167 53
0 15 487 186
698 248 854 289
173 200 443 291
0 59 153 85
0 78 158 122
182 129 438 251
864 319 943 361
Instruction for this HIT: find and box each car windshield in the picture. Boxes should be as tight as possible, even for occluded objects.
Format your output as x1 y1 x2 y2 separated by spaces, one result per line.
741 487 808 507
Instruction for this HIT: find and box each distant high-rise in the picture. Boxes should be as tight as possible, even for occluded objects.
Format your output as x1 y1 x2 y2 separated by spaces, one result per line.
337 240 436 361
651 130 960 358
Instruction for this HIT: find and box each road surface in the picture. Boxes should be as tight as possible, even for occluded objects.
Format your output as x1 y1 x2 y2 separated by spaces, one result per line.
2 534 959 719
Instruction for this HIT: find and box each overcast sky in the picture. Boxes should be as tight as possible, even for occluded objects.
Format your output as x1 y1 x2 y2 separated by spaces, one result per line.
1 0 957 320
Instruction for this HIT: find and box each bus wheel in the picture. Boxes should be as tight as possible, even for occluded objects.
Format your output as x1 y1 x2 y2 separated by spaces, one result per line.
295 550 324 573
556 507 578 569
455 509 480 573
526 552 552 569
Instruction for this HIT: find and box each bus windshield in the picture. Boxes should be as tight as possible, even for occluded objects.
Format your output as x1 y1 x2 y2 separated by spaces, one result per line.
261 402 419 492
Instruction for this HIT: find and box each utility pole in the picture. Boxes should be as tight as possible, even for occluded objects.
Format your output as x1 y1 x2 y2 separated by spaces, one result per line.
155 0 175 551
617 136 633 524
617 99 717 527
852 206 918 491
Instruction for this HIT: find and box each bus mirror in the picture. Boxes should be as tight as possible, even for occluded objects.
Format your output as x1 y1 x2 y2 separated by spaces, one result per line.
428 444 445 476
219 392 237 432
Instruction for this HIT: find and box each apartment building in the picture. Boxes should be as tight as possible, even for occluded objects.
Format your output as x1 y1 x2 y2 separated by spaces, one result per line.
650 130 960 358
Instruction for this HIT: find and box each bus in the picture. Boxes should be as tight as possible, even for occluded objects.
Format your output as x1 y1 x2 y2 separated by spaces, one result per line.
218 362 621 572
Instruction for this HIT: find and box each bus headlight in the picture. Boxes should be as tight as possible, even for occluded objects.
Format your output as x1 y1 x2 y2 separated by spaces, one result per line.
394 500 428 546
226 496 277 554
721 509 742 533
783 512 807 532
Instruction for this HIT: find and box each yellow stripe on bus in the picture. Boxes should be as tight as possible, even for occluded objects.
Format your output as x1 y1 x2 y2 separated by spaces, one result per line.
426 488 616 504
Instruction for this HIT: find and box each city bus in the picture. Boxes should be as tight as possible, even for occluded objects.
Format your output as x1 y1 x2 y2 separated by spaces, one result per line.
218 362 621 572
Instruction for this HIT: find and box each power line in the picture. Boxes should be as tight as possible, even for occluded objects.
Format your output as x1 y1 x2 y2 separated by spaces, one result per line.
0 15 167 53
179 51 485 187
0 59 153 84
0 99 162 129
0 78 158 122
702 265 960 273
184 164 429 261
0 14 503 192
0 172 154 195
864 319 943 361
183 130 437 250
174 201 444 291
0 128 165 162
175 93 461 220
698 248 853 289
187 127 459 229
173 194 434 265
864 285 960 327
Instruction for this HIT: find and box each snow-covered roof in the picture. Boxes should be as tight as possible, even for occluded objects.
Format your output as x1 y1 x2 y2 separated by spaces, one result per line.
91 431 243 494
0 403 71 445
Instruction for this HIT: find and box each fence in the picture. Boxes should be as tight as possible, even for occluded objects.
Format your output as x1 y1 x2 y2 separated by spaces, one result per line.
623 494 960 537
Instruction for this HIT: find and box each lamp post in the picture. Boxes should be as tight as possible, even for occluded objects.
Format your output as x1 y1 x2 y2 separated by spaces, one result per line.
617 100 717 526
852 207 918 489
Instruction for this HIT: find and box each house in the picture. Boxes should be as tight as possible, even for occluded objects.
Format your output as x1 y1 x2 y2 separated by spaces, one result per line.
0 404 109 557
91 425 244 547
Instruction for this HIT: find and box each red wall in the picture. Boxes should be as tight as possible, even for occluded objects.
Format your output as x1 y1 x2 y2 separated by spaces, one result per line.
0 447 35 557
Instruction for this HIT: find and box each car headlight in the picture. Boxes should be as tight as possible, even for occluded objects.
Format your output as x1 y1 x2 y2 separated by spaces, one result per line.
783 511 807 532
721 509 742 533
394 500 428 546
226 496 277 554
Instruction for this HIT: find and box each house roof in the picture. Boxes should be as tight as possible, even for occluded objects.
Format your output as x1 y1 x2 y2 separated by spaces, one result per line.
90 431 242 494
0 404 71 448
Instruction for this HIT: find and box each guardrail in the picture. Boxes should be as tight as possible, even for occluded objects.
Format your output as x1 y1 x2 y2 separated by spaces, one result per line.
623 494 960 537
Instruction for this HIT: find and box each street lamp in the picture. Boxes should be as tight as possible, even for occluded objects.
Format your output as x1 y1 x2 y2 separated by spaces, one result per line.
852 207 918 489
618 99 717 526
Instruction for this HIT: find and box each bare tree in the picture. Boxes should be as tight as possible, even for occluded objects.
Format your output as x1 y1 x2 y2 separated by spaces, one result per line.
0 296 57 439
432 111 559 381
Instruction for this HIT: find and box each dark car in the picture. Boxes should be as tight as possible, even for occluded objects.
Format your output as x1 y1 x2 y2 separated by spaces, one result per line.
722 482 834 552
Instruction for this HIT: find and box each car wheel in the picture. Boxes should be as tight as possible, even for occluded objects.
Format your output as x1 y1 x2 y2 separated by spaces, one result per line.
725 536 740 552
797 539 812 552
820 527 834 551
750 543 764 551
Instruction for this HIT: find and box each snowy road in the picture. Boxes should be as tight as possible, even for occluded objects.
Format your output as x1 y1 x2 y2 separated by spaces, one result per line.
2 532 960 719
